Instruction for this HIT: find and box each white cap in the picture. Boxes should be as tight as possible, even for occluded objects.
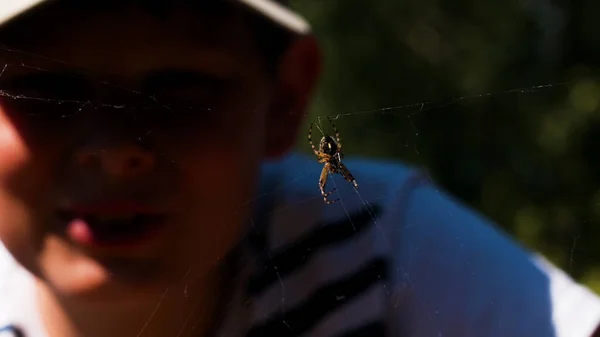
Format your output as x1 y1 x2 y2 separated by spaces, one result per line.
236 0 311 34
0 0 311 34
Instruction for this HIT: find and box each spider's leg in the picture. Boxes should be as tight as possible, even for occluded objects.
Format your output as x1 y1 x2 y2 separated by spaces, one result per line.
319 164 340 204
308 122 320 156
327 116 342 152
339 162 359 189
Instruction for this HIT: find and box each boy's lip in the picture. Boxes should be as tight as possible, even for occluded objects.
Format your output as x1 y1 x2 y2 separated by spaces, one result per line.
58 201 165 216
55 201 169 252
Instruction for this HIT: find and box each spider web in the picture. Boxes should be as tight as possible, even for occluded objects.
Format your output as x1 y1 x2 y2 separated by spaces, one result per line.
0 15 597 337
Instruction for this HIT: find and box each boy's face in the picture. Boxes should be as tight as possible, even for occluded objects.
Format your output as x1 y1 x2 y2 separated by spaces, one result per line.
0 3 316 303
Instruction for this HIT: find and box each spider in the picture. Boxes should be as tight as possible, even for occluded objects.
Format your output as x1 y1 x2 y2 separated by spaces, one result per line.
308 117 358 204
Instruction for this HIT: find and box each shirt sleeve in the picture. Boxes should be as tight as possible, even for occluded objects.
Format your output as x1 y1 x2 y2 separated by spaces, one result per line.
386 177 600 337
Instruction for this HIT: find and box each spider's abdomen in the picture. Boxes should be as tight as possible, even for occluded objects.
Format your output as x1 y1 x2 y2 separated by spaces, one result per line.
320 136 338 156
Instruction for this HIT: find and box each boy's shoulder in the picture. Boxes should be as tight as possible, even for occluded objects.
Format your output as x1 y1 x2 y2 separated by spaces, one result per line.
0 243 23 321
254 152 422 258
247 153 600 337
0 244 46 337
244 153 418 336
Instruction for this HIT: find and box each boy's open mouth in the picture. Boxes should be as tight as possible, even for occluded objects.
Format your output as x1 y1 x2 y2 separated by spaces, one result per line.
56 208 168 249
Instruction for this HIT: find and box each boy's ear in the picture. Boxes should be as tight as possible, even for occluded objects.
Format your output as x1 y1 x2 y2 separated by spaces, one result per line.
265 34 321 159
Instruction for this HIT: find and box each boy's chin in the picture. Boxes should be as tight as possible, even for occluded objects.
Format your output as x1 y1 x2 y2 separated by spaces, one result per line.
38 238 176 304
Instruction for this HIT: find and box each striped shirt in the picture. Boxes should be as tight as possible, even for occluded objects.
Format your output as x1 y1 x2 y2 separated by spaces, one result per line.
2 153 600 337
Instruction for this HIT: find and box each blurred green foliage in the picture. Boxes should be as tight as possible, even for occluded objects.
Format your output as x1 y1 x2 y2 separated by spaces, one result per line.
290 0 600 292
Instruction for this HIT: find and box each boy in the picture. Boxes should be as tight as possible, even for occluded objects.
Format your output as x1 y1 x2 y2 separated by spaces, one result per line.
0 0 598 336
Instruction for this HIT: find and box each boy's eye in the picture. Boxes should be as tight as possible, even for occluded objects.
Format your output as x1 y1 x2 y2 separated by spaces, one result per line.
0 70 96 121
0 71 91 102
139 69 231 130
142 69 228 105
0 69 229 133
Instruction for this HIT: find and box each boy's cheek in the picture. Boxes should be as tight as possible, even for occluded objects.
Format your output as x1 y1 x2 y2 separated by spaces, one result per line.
0 111 42 276
0 107 56 202
0 107 31 177
180 141 260 195
0 107 55 246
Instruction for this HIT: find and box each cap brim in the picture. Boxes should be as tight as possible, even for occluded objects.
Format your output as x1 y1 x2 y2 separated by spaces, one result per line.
237 0 311 34
0 0 47 28
0 0 311 34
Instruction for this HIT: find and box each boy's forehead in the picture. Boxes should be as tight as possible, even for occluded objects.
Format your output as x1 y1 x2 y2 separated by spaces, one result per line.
0 2 263 84
0 0 310 36
0 2 254 59
2 1 245 40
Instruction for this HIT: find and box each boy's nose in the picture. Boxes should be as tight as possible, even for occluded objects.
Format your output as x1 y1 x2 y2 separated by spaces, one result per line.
75 143 155 178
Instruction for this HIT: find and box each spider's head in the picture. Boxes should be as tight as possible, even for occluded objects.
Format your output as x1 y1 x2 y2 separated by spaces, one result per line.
320 136 338 156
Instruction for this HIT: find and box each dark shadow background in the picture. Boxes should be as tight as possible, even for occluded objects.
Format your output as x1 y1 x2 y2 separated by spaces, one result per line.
290 0 600 292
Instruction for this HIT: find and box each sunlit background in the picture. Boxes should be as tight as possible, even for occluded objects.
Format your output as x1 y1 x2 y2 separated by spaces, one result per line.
291 0 600 292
